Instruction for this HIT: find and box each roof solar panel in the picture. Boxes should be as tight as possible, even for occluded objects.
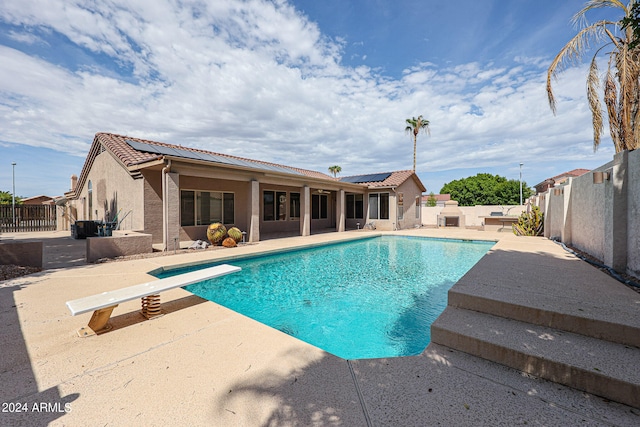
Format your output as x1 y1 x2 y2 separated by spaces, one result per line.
340 172 391 183
125 138 303 175
126 139 161 154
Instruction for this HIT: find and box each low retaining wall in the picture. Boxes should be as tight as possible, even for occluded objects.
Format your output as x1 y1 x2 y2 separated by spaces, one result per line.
86 232 153 263
0 241 44 268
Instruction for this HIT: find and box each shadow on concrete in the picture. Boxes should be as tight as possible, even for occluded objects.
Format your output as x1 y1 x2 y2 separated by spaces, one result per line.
218 347 367 427
98 294 209 333
0 284 78 425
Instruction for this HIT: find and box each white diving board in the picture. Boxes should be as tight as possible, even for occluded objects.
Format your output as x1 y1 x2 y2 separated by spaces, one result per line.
66 264 241 336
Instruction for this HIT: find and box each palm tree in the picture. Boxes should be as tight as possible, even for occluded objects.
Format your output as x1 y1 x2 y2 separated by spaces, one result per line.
328 165 342 178
405 115 430 172
547 0 640 152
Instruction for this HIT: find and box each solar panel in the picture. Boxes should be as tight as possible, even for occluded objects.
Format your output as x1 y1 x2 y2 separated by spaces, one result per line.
126 139 161 154
125 139 302 175
340 173 392 183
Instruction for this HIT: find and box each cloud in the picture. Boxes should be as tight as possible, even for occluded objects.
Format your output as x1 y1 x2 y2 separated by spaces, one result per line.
0 0 614 196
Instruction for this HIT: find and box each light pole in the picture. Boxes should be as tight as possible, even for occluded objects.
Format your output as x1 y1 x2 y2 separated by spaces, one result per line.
11 162 16 227
519 162 523 205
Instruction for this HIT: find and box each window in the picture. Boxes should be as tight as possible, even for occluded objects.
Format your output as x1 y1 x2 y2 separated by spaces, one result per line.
264 191 287 221
290 192 300 219
398 192 404 220
312 194 328 219
415 196 421 219
181 190 234 226
346 194 364 219
368 192 389 220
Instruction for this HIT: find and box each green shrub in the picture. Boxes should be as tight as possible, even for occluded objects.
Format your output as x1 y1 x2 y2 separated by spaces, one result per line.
513 205 544 236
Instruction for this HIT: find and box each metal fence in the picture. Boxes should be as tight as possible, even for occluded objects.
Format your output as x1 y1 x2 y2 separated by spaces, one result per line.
0 205 57 232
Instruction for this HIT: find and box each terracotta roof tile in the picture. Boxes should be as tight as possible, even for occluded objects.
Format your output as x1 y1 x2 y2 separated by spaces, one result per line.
73 132 425 194
96 132 333 179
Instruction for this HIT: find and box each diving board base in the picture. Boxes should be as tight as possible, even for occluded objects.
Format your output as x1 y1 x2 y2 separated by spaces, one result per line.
77 305 118 337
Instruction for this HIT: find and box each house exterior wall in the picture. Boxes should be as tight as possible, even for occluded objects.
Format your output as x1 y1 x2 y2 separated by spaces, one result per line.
73 149 144 231
178 175 251 242
142 171 163 244
395 179 423 230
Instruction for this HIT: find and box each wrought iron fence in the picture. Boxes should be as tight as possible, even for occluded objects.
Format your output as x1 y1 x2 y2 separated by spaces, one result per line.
0 205 57 232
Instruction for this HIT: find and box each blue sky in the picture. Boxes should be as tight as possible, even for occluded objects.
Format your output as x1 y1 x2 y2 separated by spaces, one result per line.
0 0 623 198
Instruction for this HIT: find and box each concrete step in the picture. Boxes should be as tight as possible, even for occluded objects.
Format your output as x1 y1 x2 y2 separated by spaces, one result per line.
431 306 640 409
447 284 640 349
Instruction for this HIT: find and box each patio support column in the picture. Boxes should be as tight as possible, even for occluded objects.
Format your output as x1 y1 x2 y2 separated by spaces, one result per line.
336 189 345 232
249 180 260 243
163 171 180 252
301 185 310 236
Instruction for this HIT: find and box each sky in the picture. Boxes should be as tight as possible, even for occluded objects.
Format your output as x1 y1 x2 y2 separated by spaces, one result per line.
0 0 624 198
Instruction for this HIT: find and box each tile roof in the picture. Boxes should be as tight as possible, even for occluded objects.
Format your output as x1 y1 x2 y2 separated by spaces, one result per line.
71 132 426 194
95 133 334 180
551 168 591 181
534 168 591 188
340 170 426 191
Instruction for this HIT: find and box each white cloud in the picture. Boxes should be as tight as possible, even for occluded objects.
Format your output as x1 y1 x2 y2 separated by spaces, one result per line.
0 0 615 196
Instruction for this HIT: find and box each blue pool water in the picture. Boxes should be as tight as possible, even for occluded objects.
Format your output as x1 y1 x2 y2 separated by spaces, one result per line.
158 236 494 359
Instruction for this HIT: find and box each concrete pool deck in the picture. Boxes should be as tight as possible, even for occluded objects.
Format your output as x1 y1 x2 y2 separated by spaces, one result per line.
1 228 639 426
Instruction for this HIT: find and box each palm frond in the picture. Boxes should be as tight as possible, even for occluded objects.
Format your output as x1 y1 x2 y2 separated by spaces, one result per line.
604 66 622 151
587 54 604 149
546 23 608 114
572 0 628 27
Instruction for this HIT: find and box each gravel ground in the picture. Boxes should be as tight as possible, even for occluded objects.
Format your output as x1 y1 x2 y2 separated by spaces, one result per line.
0 265 42 282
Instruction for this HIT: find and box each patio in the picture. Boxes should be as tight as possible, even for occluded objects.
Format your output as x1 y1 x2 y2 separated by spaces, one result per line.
1 229 638 426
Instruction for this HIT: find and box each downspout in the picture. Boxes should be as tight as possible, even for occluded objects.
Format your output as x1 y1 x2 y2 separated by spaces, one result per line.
162 159 171 251
391 186 397 230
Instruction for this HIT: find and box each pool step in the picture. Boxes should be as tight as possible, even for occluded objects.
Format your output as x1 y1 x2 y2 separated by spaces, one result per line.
447 284 640 349
431 306 640 409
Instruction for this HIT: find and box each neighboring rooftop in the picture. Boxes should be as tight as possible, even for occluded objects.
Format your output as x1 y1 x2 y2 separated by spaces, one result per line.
534 168 591 193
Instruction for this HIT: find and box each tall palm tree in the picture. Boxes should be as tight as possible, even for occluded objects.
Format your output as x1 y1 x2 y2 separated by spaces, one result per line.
405 115 430 172
547 0 640 152
328 165 342 178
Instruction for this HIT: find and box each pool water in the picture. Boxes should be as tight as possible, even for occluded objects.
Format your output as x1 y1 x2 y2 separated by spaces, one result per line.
159 236 494 359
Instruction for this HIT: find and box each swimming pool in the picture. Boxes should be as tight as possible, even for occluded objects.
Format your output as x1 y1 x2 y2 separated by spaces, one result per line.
158 235 494 359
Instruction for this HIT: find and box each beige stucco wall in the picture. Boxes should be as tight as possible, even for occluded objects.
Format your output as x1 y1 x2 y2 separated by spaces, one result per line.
565 162 610 262
178 175 251 241
86 232 153 263
537 149 639 279
395 179 423 230
627 149 640 277
73 150 145 231
422 205 526 228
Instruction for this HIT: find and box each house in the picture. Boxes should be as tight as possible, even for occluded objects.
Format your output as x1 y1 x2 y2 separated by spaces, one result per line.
62 133 426 249
534 168 590 194
21 195 55 205
421 193 450 207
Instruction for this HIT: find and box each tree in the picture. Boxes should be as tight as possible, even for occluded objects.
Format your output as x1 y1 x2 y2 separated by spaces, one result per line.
440 173 532 207
547 0 640 153
405 115 430 172
0 191 21 205
328 165 342 178
621 1 640 48
426 192 438 207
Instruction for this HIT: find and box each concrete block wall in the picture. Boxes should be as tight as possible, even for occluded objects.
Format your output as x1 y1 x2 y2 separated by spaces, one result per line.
86 232 153 263
422 205 526 228
536 149 639 278
0 241 44 268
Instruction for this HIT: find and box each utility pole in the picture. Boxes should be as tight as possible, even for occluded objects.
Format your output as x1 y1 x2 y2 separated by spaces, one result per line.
11 162 16 227
519 162 523 205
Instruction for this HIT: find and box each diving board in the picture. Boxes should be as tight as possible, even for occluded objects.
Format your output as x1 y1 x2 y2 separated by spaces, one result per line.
66 264 241 337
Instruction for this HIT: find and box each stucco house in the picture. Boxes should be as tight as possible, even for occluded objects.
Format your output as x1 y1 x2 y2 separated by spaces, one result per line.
534 168 590 194
62 133 425 249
